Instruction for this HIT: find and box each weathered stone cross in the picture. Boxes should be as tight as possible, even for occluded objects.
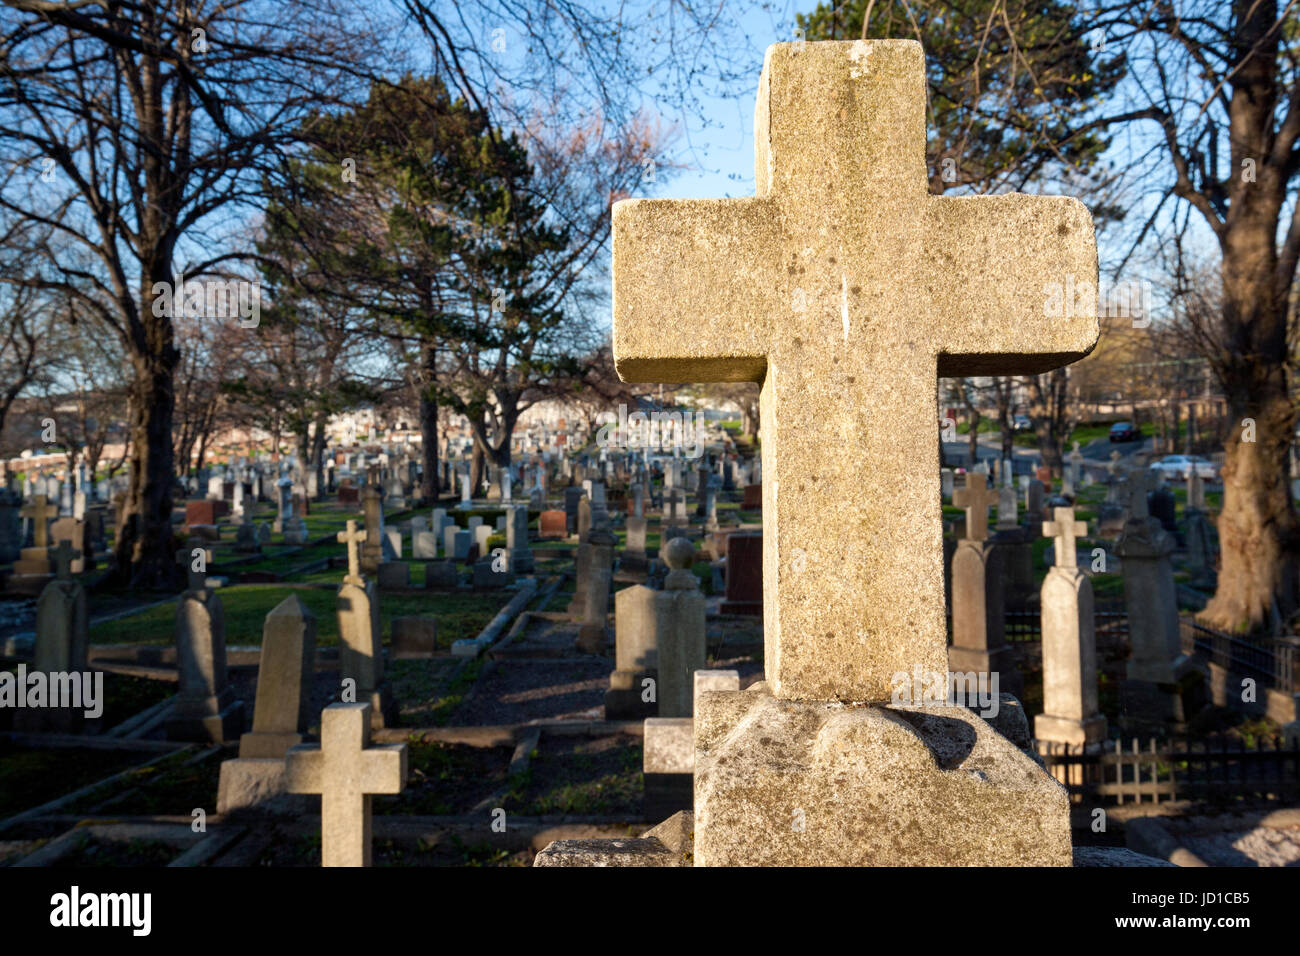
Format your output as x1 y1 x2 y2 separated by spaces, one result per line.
285 702 407 867
50 539 81 581
953 473 999 543
175 546 210 592
612 40 1098 700
337 520 367 583
1043 507 1087 570
21 494 57 548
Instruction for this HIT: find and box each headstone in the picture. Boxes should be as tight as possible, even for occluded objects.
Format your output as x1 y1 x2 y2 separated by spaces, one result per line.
336 521 396 728
1187 471 1206 511
49 517 92 573
166 547 245 742
607 538 705 719
0 488 20 563
1035 508 1107 754
574 527 616 653
585 39 1092 866
1116 470 1188 730
235 520 262 553
577 497 593 543
285 702 408 867
443 525 471 561
564 487 585 533
361 486 384 575
1026 479 1045 522
949 475 1020 698
15 541 89 733
12 494 58 586
392 617 438 658
622 515 649 573
538 510 567 539
506 506 534 573
939 468 954 500
239 594 317 757
413 530 438 559
719 533 760 616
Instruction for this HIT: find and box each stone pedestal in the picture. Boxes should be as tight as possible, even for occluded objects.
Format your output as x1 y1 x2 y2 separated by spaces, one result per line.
720 533 761 615
948 538 1021 699
692 686 1072 866
1034 566 1108 749
1116 517 1188 731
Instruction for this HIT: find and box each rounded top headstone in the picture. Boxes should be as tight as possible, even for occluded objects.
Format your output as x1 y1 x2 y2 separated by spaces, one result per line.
663 536 695 570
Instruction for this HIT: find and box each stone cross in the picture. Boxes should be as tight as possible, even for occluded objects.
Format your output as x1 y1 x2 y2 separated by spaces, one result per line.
1043 507 1087 570
175 546 210 591
337 520 367 583
610 40 1097 700
1125 469 1153 521
50 539 81 581
953 473 999 543
285 702 407 867
21 494 57 548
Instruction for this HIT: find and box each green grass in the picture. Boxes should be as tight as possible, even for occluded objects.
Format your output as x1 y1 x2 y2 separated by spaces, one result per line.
88 585 512 647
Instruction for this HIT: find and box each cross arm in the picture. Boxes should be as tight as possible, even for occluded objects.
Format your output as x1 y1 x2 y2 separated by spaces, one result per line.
612 197 782 383
926 194 1099 376
360 744 408 794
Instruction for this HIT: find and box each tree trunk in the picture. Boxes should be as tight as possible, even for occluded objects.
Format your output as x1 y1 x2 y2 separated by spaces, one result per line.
419 343 439 502
966 408 981 468
1201 238 1299 633
115 347 179 589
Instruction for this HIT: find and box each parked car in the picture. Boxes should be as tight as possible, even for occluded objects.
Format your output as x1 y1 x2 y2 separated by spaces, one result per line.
1012 414 1033 432
1108 422 1140 442
1149 454 1218 480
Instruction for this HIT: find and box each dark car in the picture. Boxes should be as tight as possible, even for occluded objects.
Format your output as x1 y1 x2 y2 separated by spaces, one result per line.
1109 422 1139 443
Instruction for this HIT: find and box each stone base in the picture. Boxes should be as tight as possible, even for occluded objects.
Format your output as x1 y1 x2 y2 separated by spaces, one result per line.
217 757 310 815
238 731 303 759
693 687 1071 866
534 812 694 867
166 699 245 743
575 624 608 655
392 617 438 659
1033 713 1108 748
605 668 656 719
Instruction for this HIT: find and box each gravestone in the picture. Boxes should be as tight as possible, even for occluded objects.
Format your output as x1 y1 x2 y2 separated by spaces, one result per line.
15 541 89 733
539 509 567 539
576 497 592 543
413 530 438 559
1116 471 1188 730
11 494 58 589
217 595 318 814
939 468 954 501
361 486 384 575
336 521 397 728
643 670 740 822
592 40 1094 865
443 524 471 561
575 527 616 654
1026 479 1045 523
235 521 261 554
506 505 534 573
1035 508 1108 755
950 475 1020 698
564 487 585 533
166 547 244 742
622 515 649 573
285 702 408 867
720 533 761 616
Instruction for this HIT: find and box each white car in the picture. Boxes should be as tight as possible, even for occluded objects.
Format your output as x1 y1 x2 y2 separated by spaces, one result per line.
1148 454 1217 480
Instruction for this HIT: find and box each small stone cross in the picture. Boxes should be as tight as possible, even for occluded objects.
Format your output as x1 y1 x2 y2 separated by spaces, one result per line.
337 520 368 582
285 702 407 867
953 473 999 543
1043 507 1087 570
50 539 81 581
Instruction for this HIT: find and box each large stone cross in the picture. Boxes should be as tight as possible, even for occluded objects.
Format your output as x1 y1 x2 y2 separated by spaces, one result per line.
1043 507 1087 570
953 473 999 543
285 702 407 867
612 40 1098 700
21 494 57 548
